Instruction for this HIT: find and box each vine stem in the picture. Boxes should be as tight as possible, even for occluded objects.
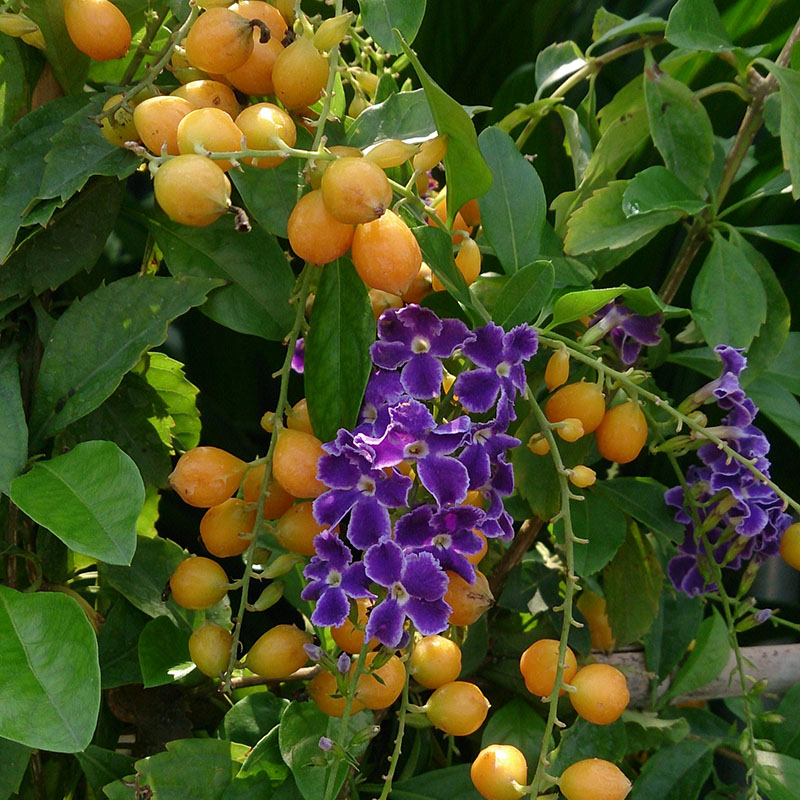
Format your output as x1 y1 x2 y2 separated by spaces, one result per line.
537 332 800 517
222 265 313 695
312 0 345 153
376 657 411 800
120 6 168 86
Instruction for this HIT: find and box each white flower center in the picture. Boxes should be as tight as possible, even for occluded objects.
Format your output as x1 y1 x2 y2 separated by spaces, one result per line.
390 582 409 603
404 440 429 459
411 336 431 354
496 361 511 378
362 403 378 423
358 475 377 495
432 533 452 549
327 570 342 587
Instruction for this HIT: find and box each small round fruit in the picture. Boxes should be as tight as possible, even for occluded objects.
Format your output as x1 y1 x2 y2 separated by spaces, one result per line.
177 107 244 171
63 0 131 60
410 635 462 689
545 349 570 391
272 36 328 109
569 465 596 489
321 157 392 224
172 80 241 118
401 263 433 304
460 197 481 228
576 590 616 652
466 530 488 565
134 95 194 155
556 418 585 443
595 400 648 464
154 154 231 227
519 638 578 698
412 135 448 174
444 570 494 627
546 380 606 434
200 497 256 558
272 429 327 498
332 597 378 654
351 210 422 295
242 464 295 517
307 669 365 717
428 197 471 243
287 190 354 265
225 0 286 94
287 398 314 435
100 94 139 147
185 8 254 73
470 744 527 800
170 557 229 610
235 102 297 168
189 623 233 677
569 663 630 725
354 653 405 710
274 500 327 556
780 522 800 571
426 681 490 736
527 433 550 455
432 236 481 291
559 759 631 800
169 446 246 507
246 623 312 679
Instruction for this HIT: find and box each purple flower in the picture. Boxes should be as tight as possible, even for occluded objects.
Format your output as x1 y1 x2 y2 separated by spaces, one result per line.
363 541 450 648
356 369 405 437
754 608 773 624
318 736 333 752
687 345 756 428
304 643 324 662
336 652 351 674
459 420 520 492
454 323 538 422
292 338 305 373
587 302 663 365
302 531 373 627
370 305 473 399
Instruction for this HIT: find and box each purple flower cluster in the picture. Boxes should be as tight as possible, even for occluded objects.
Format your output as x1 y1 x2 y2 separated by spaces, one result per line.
302 305 538 647
587 301 663 365
667 346 791 596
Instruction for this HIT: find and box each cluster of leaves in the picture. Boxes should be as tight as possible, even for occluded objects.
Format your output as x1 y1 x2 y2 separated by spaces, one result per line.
1 0 800 799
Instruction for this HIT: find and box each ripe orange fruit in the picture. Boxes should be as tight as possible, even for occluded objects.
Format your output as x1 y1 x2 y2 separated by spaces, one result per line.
154 154 231 227
246 624 312 679
169 557 229 610
200 497 256 558
444 570 493 627
169 446 246 507
569 663 630 725
272 36 328 110
519 638 577 698
225 0 286 94
185 7 255 74
545 349 570 391
287 190 354 265
272 429 327 498
242 464 296 517
353 652 405 710
308 669 365 717
559 759 631 800
133 95 195 156
235 102 297 168
321 157 393 224
189 623 233 677
779 522 800 571
425 681 490 736
545 381 606 434
172 80 241 118
331 597 378 654
470 744 527 800
176 107 244 171
410 635 462 689
63 0 131 60
595 400 648 464
576 591 616 652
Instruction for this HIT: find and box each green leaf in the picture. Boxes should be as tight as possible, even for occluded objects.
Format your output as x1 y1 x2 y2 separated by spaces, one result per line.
360 0 426 54
587 13 666 54
643 591 704 681
39 93 140 202
390 766 483 799
748 376 800 450
477 126 547 273
551 719 627 774
0 347 26 495
739 225 800 253
279 701 373 800
555 105 592 185
630 739 713 800
595 477 684 544
623 166 707 216
148 213 294 341
0 37 31 127
97 597 148 689
230 161 301 239
0 737 31 798
555 490 627 577
761 333 800 395
76 745 136 796
564 180 682 255
549 287 621 327
0 585 100 752
305 258 374 443
666 0 733 52
755 63 800 198
347 89 435 148
225 728 290 797
664 610 730 702
644 54 715 194
691 230 767 349
534 41 586 99
623 711 690 751
398 33 492 227
480 698 546 768
138 616 194 688
756 750 800 800
413 225 472 307
29 274 218 442
0 179 122 302
10 441 143 565
604 524 663 646
219 693 289 747
492 261 555 329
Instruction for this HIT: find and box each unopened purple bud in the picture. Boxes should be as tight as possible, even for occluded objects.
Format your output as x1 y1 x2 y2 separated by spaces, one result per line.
754 608 773 624
292 338 305 374
336 652 351 674
303 643 324 662
318 736 334 752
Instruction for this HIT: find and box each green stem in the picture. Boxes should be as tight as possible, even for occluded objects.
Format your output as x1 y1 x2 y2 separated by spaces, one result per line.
376 656 411 800
223 265 313 694
121 6 168 85
312 0 345 152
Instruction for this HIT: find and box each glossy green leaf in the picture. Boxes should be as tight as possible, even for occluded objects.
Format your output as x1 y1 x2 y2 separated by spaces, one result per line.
220 693 289 747
564 181 682 255
555 105 591 185
97 597 148 689
664 610 730 702
0 347 26 495
76 745 136 796
347 89 435 147
604 524 663 647
755 750 800 800
739 225 800 253
534 41 586 99
477 127 547 273
480 698 546 767
225 728 290 798
761 333 800 395
390 765 482 799
588 12 666 54
360 0 425 54
0 737 31 798
643 592 704 681
596 477 684 544
230 161 301 240
492 261 555 329
623 166 707 217
691 231 767 349
644 54 714 195
630 739 713 800
666 0 732 52
748 376 800 450
138 616 194 688
758 63 800 198
305 258 374 443
149 213 294 341
398 33 492 227
0 585 100 752
413 225 472 307
551 719 627 773
10 441 143 565
623 711 690 751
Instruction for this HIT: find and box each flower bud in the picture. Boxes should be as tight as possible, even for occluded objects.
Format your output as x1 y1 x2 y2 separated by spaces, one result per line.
251 580 285 611
261 553 305 579
313 12 353 51
353 68 379 96
0 11 39 37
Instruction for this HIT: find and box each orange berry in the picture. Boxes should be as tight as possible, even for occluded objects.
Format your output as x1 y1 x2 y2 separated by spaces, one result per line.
779 522 800 571
199 497 256 558
272 36 328 110
527 433 550 455
519 638 578 698
272 428 327 498
286 398 314 435
171 80 241 118
569 465 596 489
321 157 393 224
545 349 570 391
428 197 471 243
185 7 255 74
169 556 229 610
401 263 433 304
432 236 481 291
595 400 648 464
410 635 462 689
235 102 296 168
189 623 233 677
331 597 378 654
466 530 488 565
63 0 131 60
169 446 247 507
556 417 585 443
576 591 616 652
307 669 365 717
460 197 482 228
569 663 630 725
425 681 490 736
274 500 328 556
287 190 355 265
242 464 295 518
546 380 606 434
153 154 231 228
354 652 405 710
246 623 312 680
444 570 494 627
351 210 422 294
225 0 286 95
177 107 244 171
559 759 631 800
133 96 194 156
369 289 403 320
471 744 527 800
